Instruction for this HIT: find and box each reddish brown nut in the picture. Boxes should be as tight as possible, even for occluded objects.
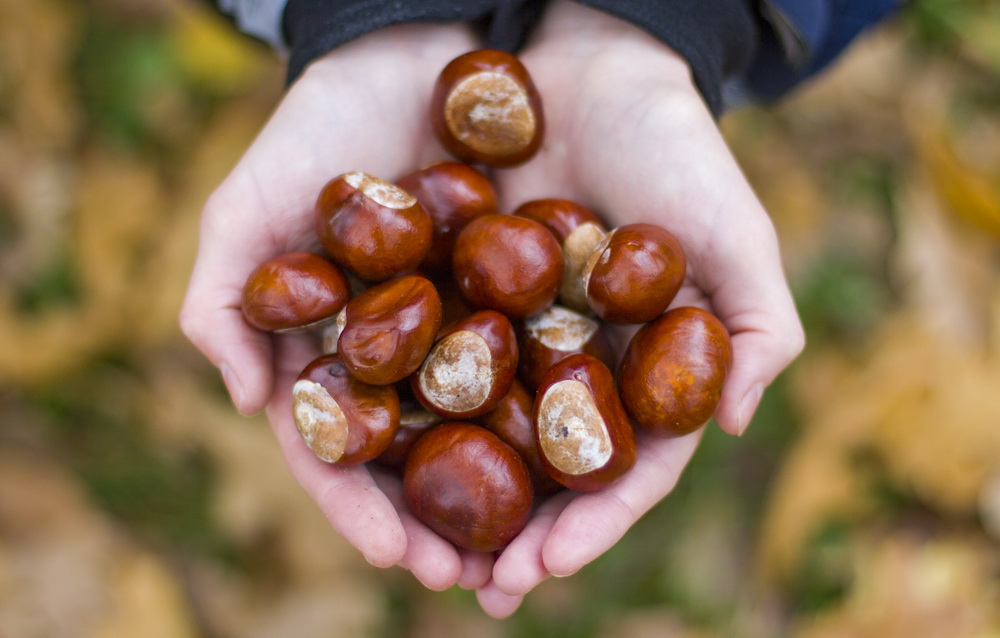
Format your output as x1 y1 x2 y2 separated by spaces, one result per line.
618 307 733 437
582 223 686 324
431 274 475 328
533 353 636 492
336 275 442 386
430 49 544 167
513 199 608 313
479 378 563 496
517 305 616 390
292 354 400 465
372 403 443 472
412 310 518 420
404 422 533 552
397 162 498 273
452 214 563 318
241 252 350 332
314 172 432 282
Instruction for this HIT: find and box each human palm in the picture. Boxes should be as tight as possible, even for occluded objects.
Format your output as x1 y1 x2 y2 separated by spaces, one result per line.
182 6 804 621
181 24 496 591
475 1 804 615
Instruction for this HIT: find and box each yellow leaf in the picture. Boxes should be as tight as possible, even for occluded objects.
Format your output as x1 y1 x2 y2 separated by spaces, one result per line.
168 3 272 94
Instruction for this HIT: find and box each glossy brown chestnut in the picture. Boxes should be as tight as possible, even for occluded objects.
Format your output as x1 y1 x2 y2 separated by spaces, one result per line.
533 353 636 492
397 162 498 273
513 199 608 313
582 223 686 324
517 305 616 390
452 214 563 318
314 172 432 282
292 354 400 465
618 307 732 437
372 403 443 472
242 252 350 332
412 310 518 420
336 275 442 386
430 49 544 167
404 422 533 552
479 378 563 496
431 274 475 328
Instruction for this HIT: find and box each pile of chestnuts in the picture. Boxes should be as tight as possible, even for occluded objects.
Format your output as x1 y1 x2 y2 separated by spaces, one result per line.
241 50 733 553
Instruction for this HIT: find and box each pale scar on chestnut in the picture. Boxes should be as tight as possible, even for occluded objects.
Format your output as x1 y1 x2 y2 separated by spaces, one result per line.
343 172 416 209
418 330 494 412
444 72 536 157
292 379 349 463
538 379 613 474
525 306 599 351
561 222 608 310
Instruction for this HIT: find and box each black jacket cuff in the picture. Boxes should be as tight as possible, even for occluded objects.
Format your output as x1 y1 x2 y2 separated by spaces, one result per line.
283 0 757 116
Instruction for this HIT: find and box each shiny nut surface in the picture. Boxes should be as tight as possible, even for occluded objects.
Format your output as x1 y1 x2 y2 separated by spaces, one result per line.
517 304 616 390
452 214 563 319
514 199 608 312
372 403 443 472
242 252 350 332
292 354 400 465
397 162 498 273
413 310 518 420
338 275 442 386
583 223 686 323
314 172 432 282
618 307 732 437
479 378 563 496
404 422 533 552
534 353 636 492
430 49 544 167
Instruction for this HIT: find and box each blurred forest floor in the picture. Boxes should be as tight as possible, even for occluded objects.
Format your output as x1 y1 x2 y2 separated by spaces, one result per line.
1 0 1000 637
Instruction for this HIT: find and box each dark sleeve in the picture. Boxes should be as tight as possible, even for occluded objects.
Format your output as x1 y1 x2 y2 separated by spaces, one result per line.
276 0 901 114
736 0 904 103
284 0 510 85
567 0 758 115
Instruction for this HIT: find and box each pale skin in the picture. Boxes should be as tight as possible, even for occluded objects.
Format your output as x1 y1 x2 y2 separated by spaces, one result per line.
180 0 804 619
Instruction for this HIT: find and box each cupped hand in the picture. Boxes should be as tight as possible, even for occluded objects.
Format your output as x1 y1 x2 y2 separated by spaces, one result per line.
179 24 496 592
476 0 805 616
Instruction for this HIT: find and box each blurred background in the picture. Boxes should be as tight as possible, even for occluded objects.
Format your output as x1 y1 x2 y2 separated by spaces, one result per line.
2 0 1000 636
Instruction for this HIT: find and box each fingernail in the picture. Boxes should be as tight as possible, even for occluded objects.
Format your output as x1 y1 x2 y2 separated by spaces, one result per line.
220 362 247 415
736 383 764 436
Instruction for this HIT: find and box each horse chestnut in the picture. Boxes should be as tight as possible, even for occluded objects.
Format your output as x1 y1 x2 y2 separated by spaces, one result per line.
404 422 533 552
534 353 636 492
452 214 563 319
241 252 350 332
315 172 432 282
618 307 732 437
430 49 544 167
291 354 400 465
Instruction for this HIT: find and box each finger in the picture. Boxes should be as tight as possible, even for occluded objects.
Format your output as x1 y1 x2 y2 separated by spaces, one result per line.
698 217 805 436
476 580 524 619
266 334 408 567
371 469 464 591
456 550 495 591
179 196 287 416
491 490 574 595
541 430 701 577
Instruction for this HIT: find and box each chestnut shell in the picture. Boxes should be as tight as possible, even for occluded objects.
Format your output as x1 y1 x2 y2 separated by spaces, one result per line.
293 354 400 465
242 252 350 332
585 223 686 324
452 214 563 319
617 306 733 437
404 422 533 552
430 50 544 167
397 162 498 274
338 275 442 386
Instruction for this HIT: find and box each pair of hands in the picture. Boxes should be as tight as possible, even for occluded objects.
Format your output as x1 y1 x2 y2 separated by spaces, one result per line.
180 0 803 618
